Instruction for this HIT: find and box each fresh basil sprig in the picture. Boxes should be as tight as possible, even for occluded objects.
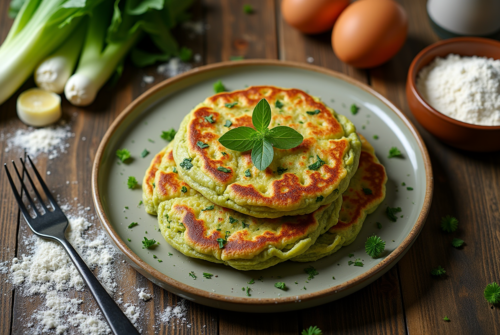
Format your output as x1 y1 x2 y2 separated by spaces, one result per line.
218 99 303 170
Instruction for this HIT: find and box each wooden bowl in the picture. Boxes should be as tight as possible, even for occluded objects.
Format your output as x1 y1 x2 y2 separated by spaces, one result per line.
406 37 500 152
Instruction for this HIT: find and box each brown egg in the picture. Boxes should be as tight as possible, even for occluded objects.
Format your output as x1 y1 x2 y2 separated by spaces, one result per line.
282 0 350 34
332 0 408 68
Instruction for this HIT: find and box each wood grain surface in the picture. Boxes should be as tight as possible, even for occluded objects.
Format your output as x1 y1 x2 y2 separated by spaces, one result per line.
0 0 499 334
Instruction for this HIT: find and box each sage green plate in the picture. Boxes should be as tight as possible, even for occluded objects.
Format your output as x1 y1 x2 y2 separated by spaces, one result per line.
92 60 433 313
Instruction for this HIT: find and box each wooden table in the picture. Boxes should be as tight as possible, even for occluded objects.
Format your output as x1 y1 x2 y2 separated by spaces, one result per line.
1 0 499 334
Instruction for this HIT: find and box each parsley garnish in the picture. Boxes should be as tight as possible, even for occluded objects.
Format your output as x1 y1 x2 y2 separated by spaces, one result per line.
172 167 177 173
243 4 253 14
216 238 226 249
218 99 303 171
221 152 227 156
127 176 138 189
302 326 323 335
180 158 193 170
141 149 149 158
349 253 354 258
441 215 458 232
274 282 286 290
229 216 238 224
386 206 402 222
161 128 176 141
205 115 215 123
189 271 197 279
203 272 213 279
142 237 158 249
248 278 255 284
304 266 318 280
308 155 325 171
245 169 251 177
376 222 382 229
213 80 226 93
388 147 402 158
363 188 373 195
407 187 413 191
275 100 284 108
365 236 385 258
197 141 209 149
138 200 143 206
116 149 131 162
484 282 500 304
178 46 192 61
224 120 232 127
128 222 138 228
316 195 324 202
201 205 214 211
242 221 249 229
306 109 320 115
225 102 237 108
245 286 251 296
443 316 450 322
451 238 464 248
373 135 379 140
277 167 288 175
431 266 446 277
217 166 231 173
348 258 364 266
181 186 187 193
350 104 359 115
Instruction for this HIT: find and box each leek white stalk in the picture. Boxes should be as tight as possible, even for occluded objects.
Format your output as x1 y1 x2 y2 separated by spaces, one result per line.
34 22 87 94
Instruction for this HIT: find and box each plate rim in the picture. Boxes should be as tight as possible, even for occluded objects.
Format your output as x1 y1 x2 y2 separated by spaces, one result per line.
92 59 433 307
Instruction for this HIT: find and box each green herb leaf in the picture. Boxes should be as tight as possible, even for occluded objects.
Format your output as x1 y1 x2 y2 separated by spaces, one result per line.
245 169 251 177
302 326 323 335
128 222 138 228
189 271 197 279
225 102 238 108
251 138 274 171
178 47 192 62
246 286 251 296
407 187 413 191
173 167 177 173
205 115 215 123
365 235 385 258
443 316 450 322
484 282 500 304
214 80 226 93
274 282 286 290
116 149 131 162
180 158 193 170
201 205 214 211
388 147 402 158
252 98 272 133
248 278 255 284
275 100 284 109
127 176 138 189
431 266 446 276
376 222 382 229
277 167 288 175
386 206 402 222
219 126 258 151
373 135 379 140
203 272 213 279
216 238 226 249
243 4 253 14
197 141 209 149
350 104 359 115
224 120 232 127
266 126 304 149
306 109 320 115
181 186 187 193
141 149 150 158
229 216 238 224
308 155 325 171
451 238 464 248
217 166 231 173
142 237 158 249
362 188 373 195
316 195 324 202
161 129 176 141
441 215 458 232
304 266 318 280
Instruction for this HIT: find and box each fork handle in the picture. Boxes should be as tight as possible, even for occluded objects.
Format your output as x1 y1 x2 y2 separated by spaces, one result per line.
58 238 140 335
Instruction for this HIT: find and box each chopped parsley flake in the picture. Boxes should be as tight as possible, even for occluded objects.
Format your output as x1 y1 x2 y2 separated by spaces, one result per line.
301 326 323 335
138 200 143 206
189 271 197 279
274 282 286 290
116 149 131 162
142 237 158 249
362 188 373 195
441 215 458 232
376 222 382 229
172 167 177 173
161 128 176 141
350 104 359 115
201 205 214 211
248 278 255 284
141 149 150 158
229 216 238 224
180 158 193 170
128 222 138 228
245 169 251 177
221 152 227 156
388 147 403 158
306 109 320 115
204 115 215 123
168 252 173 256
407 187 413 191
216 238 226 249
217 166 231 173
245 286 251 296
349 253 354 258
275 100 284 108
127 176 138 189
316 195 324 202
224 120 232 127
451 238 464 248
181 186 187 193
277 167 288 175
127 238 131 242
304 266 318 280
243 4 253 14
365 235 385 258
484 282 500 304
213 80 226 93
203 272 213 279
373 135 379 140
225 102 237 108
348 258 364 267
308 155 326 171
431 266 446 277
242 222 249 229
197 141 209 149
386 206 402 222
443 316 450 322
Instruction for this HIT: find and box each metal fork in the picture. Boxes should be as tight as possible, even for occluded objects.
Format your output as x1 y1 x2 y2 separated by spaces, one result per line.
4 156 139 335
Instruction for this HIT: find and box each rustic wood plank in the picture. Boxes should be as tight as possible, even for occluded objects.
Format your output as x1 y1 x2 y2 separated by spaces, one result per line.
369 0 500 334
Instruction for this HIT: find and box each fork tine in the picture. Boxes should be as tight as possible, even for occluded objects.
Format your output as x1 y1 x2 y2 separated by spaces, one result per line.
4 164 32 221
26 155 61 211
20 158 49 211
11 160 40 216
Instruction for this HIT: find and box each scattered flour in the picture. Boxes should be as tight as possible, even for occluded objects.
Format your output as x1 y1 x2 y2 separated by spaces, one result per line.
157 58 192 78
160 299 189 325
142 75 154 85
6 121 74 159
137 288 152 301
416 54 500 126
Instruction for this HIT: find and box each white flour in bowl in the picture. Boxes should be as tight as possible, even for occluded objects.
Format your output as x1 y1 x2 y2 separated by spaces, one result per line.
416 54 500 126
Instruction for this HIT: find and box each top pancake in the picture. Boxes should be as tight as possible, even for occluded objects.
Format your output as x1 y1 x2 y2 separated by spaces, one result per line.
173 86 361 218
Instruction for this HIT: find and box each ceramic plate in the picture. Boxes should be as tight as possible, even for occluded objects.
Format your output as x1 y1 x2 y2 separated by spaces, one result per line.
92 60 432 313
